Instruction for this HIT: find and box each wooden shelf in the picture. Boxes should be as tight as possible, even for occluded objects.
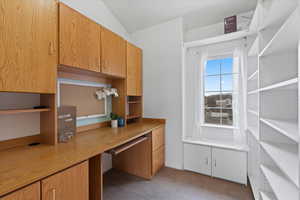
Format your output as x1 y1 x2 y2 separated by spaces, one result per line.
260 8 300 57
260 118 298 143
259 78 298 92
260 165 298 200
126 115 141 120
127 101 141 104
0 108 51 115
261 142 299 186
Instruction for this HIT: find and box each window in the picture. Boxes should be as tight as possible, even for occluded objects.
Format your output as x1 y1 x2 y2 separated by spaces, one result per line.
204 57 236 126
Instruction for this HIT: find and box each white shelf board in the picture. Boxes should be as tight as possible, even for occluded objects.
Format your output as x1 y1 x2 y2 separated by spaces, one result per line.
249 175 260 200
248 70 258 81
259 78 298 92
261 142 299 187
260 0 297 30
260 191 276 200
184 30 251 48
247 128 259 141
248 89 259 95
260 118 299 143
260 165 298 200
248 109 259 116
260 7 300 57
249 3 262 32
248 36 260 56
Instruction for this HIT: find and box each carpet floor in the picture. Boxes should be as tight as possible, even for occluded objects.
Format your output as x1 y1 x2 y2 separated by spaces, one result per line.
103 167 254 200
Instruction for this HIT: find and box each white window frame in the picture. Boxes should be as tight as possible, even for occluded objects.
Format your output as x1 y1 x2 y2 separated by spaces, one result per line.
201 54 238 128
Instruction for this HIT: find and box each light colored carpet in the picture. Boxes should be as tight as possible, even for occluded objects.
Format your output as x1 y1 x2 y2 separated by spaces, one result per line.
103 167 254 200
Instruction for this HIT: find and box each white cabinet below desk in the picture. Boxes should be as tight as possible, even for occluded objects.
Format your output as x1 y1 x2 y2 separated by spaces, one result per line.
183 144 211 176
183 143 247 185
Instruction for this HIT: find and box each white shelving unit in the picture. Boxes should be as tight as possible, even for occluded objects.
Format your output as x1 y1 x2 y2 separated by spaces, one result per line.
260 191 276 200
261 165 298 200
247 1 300 199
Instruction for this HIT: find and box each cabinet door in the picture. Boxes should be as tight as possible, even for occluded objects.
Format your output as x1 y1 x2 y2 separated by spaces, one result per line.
101 28 126 77
0 0 57 93
212 148 247 184
126 42 142 96
152 126 165 151
183 143 211 176
152 146 165 175
113 136 152 179
42 161 89 200
1 182 40 200
59 3 101 72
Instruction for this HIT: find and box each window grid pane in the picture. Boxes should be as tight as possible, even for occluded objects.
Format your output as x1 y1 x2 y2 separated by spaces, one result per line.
204 57 235 126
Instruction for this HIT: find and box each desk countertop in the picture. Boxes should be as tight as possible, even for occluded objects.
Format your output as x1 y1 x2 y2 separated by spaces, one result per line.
0 119 165 197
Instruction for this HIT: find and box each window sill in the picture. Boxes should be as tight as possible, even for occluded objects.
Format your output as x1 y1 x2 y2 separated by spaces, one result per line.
201 123 235 129
183 138 249 152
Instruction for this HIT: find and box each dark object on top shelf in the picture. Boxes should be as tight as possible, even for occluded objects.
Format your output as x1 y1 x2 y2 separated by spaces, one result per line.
33 106 48 109
224 15 237 34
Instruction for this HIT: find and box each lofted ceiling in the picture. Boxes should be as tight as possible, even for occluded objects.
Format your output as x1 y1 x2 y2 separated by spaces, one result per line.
102 0 257 33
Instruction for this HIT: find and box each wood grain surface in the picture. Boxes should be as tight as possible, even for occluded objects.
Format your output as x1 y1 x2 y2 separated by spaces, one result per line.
0 0 57 93
0 119 165 197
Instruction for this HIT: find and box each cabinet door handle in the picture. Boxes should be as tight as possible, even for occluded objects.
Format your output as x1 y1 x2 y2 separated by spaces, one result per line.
214 160 217 167
52 188 56 200
205 157 208 165
48 41 55 55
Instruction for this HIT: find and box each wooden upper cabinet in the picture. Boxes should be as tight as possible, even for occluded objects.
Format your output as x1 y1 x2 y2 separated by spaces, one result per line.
101 28 126 78
0 0 57 93
1 182 40 200
42 161 89 200
126 42 142 96
59 3 101 72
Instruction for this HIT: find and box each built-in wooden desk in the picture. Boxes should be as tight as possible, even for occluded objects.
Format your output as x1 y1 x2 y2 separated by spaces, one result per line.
0 119 165 198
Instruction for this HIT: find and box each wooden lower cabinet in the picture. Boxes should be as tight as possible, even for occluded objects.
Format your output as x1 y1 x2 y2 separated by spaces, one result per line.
151 126 165 175
1 182 40 200
152 126 165 151
152 146 165 175
113 136 152 179
41 161 89 200
113 126 165 179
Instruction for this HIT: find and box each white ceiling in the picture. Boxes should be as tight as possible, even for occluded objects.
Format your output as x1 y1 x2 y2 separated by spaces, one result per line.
102 0 257 33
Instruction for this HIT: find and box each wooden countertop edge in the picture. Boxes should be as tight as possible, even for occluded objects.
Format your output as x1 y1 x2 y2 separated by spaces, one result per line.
0 120 165 197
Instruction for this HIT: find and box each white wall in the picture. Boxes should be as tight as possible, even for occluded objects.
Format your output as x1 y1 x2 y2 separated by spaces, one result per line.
184 11 253 42
131 18 184 169
60 0 132 42
185 22 224 42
